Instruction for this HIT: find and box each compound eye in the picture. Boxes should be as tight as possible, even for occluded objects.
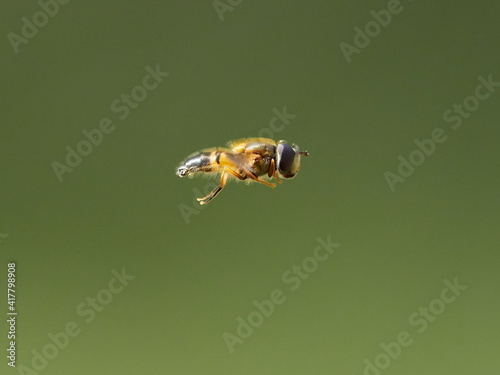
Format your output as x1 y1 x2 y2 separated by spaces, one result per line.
277 142 298 178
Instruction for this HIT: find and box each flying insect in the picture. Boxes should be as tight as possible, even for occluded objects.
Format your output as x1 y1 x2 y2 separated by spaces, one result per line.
176 138 309 205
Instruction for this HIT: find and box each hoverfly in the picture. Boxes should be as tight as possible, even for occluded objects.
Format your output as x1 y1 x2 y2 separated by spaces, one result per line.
176 138 309 205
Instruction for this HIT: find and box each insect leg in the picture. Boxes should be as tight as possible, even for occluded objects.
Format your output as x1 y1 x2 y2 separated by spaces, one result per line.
223 164 276 188
197 170 229 205
268 159 283 183
241 166 276 188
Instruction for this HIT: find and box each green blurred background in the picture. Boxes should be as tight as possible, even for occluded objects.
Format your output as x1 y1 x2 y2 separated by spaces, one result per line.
1 0 499 374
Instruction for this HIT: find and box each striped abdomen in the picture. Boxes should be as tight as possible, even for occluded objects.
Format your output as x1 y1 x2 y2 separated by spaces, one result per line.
176 149 226 177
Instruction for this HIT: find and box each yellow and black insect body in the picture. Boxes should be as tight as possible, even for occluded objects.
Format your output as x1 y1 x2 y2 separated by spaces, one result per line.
176 138 309 205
